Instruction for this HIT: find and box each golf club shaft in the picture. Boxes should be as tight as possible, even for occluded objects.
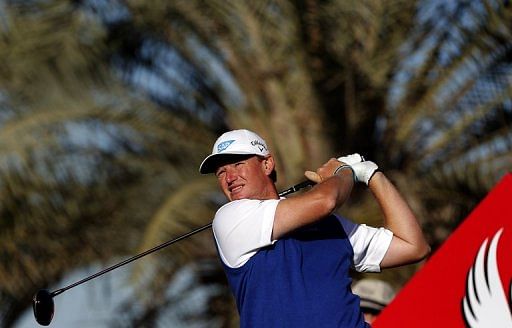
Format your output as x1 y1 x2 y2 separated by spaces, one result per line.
51 179 314 297
51 223 212 297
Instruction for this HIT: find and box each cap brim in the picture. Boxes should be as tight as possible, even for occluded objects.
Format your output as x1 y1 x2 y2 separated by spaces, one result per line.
199 152 260 174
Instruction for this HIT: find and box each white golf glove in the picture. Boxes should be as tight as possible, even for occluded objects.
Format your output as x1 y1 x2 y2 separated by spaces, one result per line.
337 153 379 185
337 153 364 166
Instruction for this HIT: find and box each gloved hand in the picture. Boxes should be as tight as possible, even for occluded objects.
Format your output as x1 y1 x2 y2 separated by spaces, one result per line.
338 153 378 185
337 153 364 166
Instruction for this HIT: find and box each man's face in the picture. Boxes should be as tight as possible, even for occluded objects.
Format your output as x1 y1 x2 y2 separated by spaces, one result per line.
215 155 275 201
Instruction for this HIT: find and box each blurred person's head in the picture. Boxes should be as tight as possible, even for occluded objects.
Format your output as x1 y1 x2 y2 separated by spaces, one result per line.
352 279 396 324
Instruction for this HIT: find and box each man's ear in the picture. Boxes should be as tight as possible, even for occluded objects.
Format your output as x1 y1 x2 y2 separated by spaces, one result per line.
263 155 275 175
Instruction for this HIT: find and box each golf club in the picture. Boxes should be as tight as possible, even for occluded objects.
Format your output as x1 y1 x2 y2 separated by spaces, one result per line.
33 179 314 326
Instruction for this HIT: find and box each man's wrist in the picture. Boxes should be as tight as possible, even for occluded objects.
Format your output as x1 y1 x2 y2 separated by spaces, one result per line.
367 169 382 187
333 164 356 182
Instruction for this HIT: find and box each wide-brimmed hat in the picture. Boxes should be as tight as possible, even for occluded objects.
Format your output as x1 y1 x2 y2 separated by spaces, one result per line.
199 129 269 174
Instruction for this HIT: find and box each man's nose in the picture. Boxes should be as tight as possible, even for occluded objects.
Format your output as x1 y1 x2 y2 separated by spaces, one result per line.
225 167 237 183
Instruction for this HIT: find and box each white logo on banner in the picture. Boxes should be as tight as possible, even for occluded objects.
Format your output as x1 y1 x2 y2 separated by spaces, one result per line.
462 228 512 327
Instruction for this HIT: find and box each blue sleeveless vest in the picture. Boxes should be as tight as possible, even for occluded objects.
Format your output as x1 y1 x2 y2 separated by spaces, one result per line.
220 215 369 328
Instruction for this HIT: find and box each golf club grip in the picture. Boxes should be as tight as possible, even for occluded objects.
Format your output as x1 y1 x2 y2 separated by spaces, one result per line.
51 179 314 296
278 180 314 197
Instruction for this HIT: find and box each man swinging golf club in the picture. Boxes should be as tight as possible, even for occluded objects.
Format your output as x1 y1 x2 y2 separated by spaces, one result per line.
199 129 430 328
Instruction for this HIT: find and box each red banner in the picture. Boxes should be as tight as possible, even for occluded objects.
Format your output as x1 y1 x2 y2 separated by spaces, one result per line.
374 173 512 327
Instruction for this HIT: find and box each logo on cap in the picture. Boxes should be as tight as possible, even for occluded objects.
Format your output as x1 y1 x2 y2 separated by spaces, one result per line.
251 140 267 153
217 140 235 153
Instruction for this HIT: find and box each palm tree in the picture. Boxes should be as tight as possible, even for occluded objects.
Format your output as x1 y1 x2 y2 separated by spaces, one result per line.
1 0 511 326
111 0 512 324
0 1 219 326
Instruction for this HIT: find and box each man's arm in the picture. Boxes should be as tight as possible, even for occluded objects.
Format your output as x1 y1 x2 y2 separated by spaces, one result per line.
339 154 430 268
272 158 354 240
369 172 431 268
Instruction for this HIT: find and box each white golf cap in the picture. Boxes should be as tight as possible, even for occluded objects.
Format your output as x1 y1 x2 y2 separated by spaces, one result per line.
199 129 270 174
352 279 396 312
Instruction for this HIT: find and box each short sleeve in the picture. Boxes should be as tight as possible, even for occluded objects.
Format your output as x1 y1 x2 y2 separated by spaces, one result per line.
337 215 393 273
212 199 280 268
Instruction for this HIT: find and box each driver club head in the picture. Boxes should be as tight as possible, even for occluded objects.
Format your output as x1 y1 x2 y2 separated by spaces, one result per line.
32 289 54 326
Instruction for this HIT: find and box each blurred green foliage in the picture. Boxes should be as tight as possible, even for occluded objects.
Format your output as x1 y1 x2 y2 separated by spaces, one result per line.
0 0 511 326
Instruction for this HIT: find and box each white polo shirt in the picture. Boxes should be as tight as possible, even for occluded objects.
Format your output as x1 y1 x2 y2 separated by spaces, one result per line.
212 198 393 271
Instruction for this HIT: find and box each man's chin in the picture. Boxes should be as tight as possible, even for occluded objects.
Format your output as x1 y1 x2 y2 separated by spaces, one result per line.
229 187 245 200
230 193 244 201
